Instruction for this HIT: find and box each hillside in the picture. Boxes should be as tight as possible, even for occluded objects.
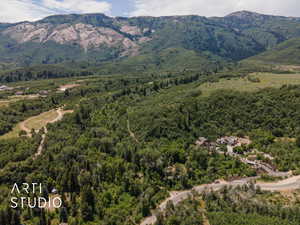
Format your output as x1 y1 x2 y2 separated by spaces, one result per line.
1 70 300 224
1 11 300 70
244 38 300 65
219 11 300 49
2 10 300 224
198 72 300 96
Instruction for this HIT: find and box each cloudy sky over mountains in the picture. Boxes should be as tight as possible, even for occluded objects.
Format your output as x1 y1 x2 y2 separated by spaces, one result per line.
0 0 299 23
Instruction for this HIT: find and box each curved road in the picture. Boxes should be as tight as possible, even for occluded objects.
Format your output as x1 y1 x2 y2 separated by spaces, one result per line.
141 146 297 225
141 175 300 225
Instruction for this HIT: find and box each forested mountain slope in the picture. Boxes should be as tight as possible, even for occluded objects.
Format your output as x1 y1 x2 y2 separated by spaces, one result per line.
1 11 300 69
244 38 300 65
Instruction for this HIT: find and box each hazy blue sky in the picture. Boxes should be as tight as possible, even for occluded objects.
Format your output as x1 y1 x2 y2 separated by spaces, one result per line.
109 0 134 16
0 0 300 23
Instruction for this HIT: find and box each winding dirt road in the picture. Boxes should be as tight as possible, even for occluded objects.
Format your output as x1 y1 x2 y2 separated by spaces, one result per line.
33 108 73 159
127 119 139 143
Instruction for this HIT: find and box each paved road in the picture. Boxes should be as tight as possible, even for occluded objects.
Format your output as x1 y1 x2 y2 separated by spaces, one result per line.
258 176 300 191
140 175 300 225
141 144 295 225
141 145 297 225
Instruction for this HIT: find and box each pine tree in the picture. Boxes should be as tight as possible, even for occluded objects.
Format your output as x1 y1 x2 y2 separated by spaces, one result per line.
39 209 47 225
80 185 95 221
59 207 68 223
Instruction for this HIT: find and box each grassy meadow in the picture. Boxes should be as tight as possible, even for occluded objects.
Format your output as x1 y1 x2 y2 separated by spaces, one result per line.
198 73 300 96
0 110 59 139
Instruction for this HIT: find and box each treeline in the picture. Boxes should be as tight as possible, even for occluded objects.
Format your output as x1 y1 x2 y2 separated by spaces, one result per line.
0 64 92 83
0 98 57 135
129 85 300 141
113 73 203 99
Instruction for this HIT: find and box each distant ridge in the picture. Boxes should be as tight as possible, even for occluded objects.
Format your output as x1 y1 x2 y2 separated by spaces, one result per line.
0 10 300 70
226 10 267 18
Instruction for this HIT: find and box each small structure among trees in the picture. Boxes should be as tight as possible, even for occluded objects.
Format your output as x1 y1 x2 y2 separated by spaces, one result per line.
195 137 209 146
217 136 238 146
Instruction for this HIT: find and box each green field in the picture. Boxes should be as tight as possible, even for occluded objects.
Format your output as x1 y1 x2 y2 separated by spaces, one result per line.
0 100 11 108
0 95 40 108
0 124 22 140
198 73 300 96
23 110 59 130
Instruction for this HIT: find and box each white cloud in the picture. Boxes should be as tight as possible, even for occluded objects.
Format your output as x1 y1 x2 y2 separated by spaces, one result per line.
131 0 300 17
42 0 111 14
0 0 50 22
0 0 112 23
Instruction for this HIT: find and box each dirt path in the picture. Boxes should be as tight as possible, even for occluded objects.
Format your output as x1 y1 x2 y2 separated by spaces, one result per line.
127 119 139 143
19 119 32 135
34 131 47 159
20 109 60 137
32 108 73 159
199 199 211 225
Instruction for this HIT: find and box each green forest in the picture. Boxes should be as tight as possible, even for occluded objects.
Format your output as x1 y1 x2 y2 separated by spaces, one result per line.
0 67 300 224
1 9 300 225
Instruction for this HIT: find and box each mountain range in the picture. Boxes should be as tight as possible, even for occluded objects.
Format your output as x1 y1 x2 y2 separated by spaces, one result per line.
1 10 300 72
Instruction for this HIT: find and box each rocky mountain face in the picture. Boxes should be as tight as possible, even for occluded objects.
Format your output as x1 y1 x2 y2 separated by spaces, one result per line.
2 19 151 56
1 11 300 67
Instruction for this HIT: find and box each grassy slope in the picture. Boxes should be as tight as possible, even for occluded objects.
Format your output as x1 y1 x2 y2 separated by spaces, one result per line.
0 110 59 139
95 47 223 75
198 72 300 96
245 38 300 65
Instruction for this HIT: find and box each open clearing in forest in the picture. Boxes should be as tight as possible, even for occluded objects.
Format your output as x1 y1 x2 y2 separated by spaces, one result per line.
198 73 300 96
22 110 59 131
58 83 81 92
0 94 39 108
0 101 11 108
0 108 72 139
